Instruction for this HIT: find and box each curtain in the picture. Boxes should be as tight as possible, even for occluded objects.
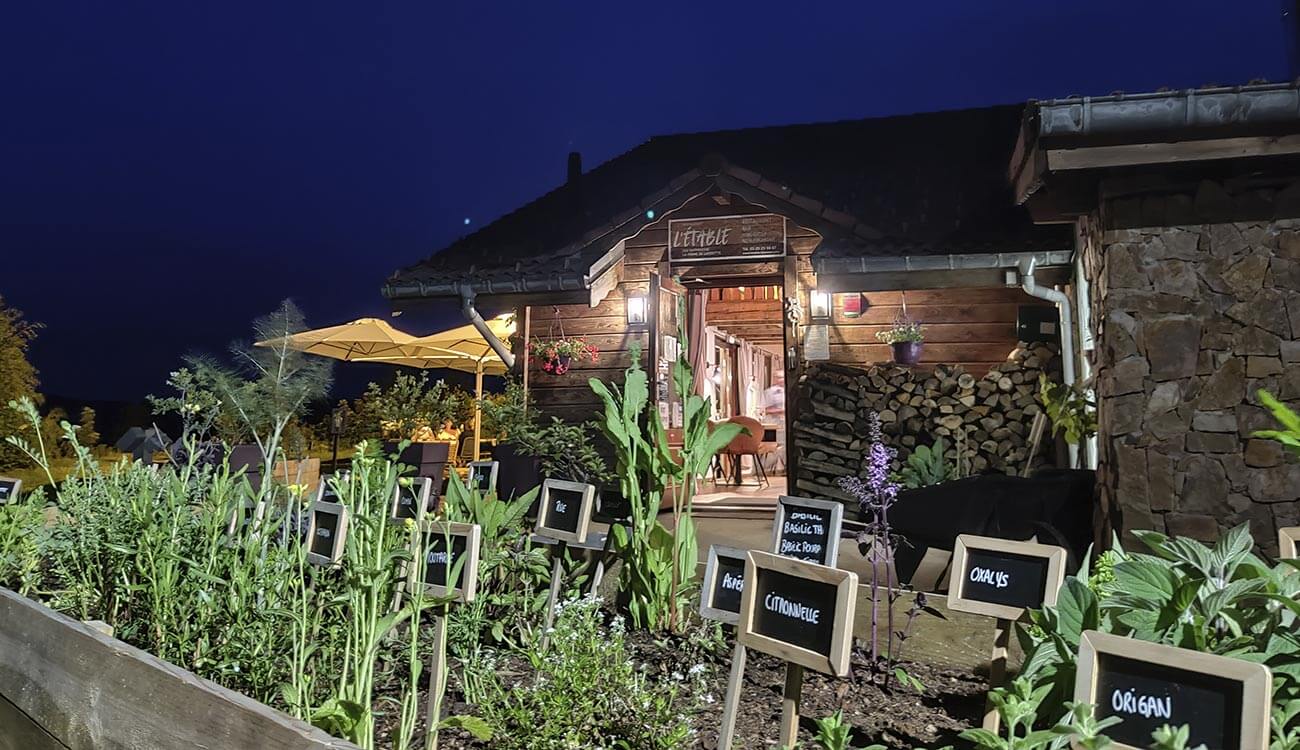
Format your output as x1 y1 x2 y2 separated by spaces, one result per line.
737 339 755 417
687 289 709 398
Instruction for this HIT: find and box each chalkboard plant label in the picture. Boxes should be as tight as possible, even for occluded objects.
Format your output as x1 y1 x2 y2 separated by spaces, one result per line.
770 495 843 567
0 477 21 505
700 545 748 625
305 499 349 567
410 521 480 603
1074 630 1271 750
1280 527 1299 560
390 476 432 523
466 460 498 494
534 478 595 545
738 550 858 676
948 534 1067 621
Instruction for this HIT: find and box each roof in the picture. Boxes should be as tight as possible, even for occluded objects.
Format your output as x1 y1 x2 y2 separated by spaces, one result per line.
1011 82 1300 207
386 103 1069 299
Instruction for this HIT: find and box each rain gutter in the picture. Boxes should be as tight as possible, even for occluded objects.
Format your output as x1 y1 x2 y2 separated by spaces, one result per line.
815 249 1074 275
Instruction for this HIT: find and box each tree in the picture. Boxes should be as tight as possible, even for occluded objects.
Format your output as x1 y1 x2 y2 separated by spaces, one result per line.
77 406 100 448
0 296 42 470
192 299 332 495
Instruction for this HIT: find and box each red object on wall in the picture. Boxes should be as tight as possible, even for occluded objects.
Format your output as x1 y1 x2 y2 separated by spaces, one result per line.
841 293 862 318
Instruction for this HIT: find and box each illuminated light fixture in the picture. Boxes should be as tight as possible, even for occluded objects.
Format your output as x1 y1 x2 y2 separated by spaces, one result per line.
626 295 647 325
809 289 832 320
645 209 656 220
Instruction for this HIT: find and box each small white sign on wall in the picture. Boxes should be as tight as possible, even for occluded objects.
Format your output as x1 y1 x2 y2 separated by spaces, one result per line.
803 324 830 361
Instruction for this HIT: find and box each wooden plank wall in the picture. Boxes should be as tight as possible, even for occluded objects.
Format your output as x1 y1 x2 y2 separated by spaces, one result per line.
678 283 1046 375
524 193 1052 424
0 588 356 750
824 288 1051 374
524 286 649 425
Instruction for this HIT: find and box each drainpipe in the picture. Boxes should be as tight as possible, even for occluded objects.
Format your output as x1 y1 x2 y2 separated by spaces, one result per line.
1018 258 1078 469
457 282 516 370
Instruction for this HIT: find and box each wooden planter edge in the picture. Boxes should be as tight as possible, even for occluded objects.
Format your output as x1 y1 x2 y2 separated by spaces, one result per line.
0 587 358 750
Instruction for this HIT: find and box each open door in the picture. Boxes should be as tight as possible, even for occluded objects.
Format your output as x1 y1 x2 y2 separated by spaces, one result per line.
648 269 686 429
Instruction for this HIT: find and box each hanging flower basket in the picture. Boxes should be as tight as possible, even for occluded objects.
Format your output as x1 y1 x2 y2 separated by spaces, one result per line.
875 315 924 365
530 337 599 375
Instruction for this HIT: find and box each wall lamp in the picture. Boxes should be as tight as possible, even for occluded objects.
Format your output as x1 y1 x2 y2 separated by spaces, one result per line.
809 289 832 321
626 295 647 325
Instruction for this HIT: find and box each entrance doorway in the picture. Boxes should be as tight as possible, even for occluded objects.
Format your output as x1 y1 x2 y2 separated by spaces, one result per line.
687 283 787 500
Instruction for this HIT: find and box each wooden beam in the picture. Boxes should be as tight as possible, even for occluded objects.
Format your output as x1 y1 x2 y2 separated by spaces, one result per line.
1046 134 1300 171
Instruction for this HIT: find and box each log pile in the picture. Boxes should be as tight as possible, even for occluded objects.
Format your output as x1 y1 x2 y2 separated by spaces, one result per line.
793 342 1061 503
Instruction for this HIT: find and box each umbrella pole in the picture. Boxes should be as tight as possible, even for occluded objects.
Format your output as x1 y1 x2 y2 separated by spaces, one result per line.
473 364 483 461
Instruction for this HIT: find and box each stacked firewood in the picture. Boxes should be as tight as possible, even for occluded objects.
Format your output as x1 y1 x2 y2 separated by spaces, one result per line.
792 342 1060 502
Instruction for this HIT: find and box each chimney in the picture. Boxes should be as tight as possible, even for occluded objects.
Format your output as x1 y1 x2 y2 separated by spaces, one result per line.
567 151 582 184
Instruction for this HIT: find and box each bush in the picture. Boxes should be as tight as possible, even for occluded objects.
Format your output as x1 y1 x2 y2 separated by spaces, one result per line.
480 378 610 485
462 596 699 749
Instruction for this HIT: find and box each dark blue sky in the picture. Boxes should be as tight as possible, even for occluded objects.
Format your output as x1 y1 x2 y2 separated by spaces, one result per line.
2 1 1292 401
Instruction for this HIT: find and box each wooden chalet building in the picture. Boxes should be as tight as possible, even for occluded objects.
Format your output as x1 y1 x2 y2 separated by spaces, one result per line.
384 103 1072 481
385 83 1300 553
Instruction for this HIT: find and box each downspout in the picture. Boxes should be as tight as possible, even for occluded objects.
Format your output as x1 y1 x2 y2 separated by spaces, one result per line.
1018 258 1078 469
457 282 516 370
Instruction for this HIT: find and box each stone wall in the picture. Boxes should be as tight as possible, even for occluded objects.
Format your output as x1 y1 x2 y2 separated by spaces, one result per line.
793 342 1061 504
1085 216 1300 555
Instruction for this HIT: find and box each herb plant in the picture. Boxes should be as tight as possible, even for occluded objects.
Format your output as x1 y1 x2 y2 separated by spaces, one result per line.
900 436 955 488
1253 389 1300 458
1038 373 1097 446
1015 524 1300 748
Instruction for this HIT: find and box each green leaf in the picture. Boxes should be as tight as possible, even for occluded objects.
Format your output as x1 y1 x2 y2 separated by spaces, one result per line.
1055 578 1099 645
440 714 493 740
1112 558 1177 603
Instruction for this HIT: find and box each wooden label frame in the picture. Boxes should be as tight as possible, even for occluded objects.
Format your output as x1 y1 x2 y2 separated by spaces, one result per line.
305 495 349 567
770 495 843 567
948 534 1067 621
466 460 499 495
1074 630 1271 750
390 476 432 524
737 550 858 676
1280 527 1299 560
409 521 480 604
0 477 21 505
534 478 595 545
700 544 748 625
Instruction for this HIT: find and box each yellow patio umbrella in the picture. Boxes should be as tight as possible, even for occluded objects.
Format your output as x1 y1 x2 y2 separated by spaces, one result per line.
356 314 515 460
254 317 427 360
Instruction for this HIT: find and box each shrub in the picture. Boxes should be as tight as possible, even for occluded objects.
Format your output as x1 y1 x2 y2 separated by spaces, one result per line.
359 371 473 440
481 377 611 485
461 596 698 749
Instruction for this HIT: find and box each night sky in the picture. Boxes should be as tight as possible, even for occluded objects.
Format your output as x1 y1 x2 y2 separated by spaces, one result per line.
2 1 1292 403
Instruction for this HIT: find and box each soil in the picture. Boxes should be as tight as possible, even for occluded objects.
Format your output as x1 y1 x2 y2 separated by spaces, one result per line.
379 622 987 749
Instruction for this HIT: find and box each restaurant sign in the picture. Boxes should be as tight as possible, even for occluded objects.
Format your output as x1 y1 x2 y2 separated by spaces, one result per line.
668 214 786 263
